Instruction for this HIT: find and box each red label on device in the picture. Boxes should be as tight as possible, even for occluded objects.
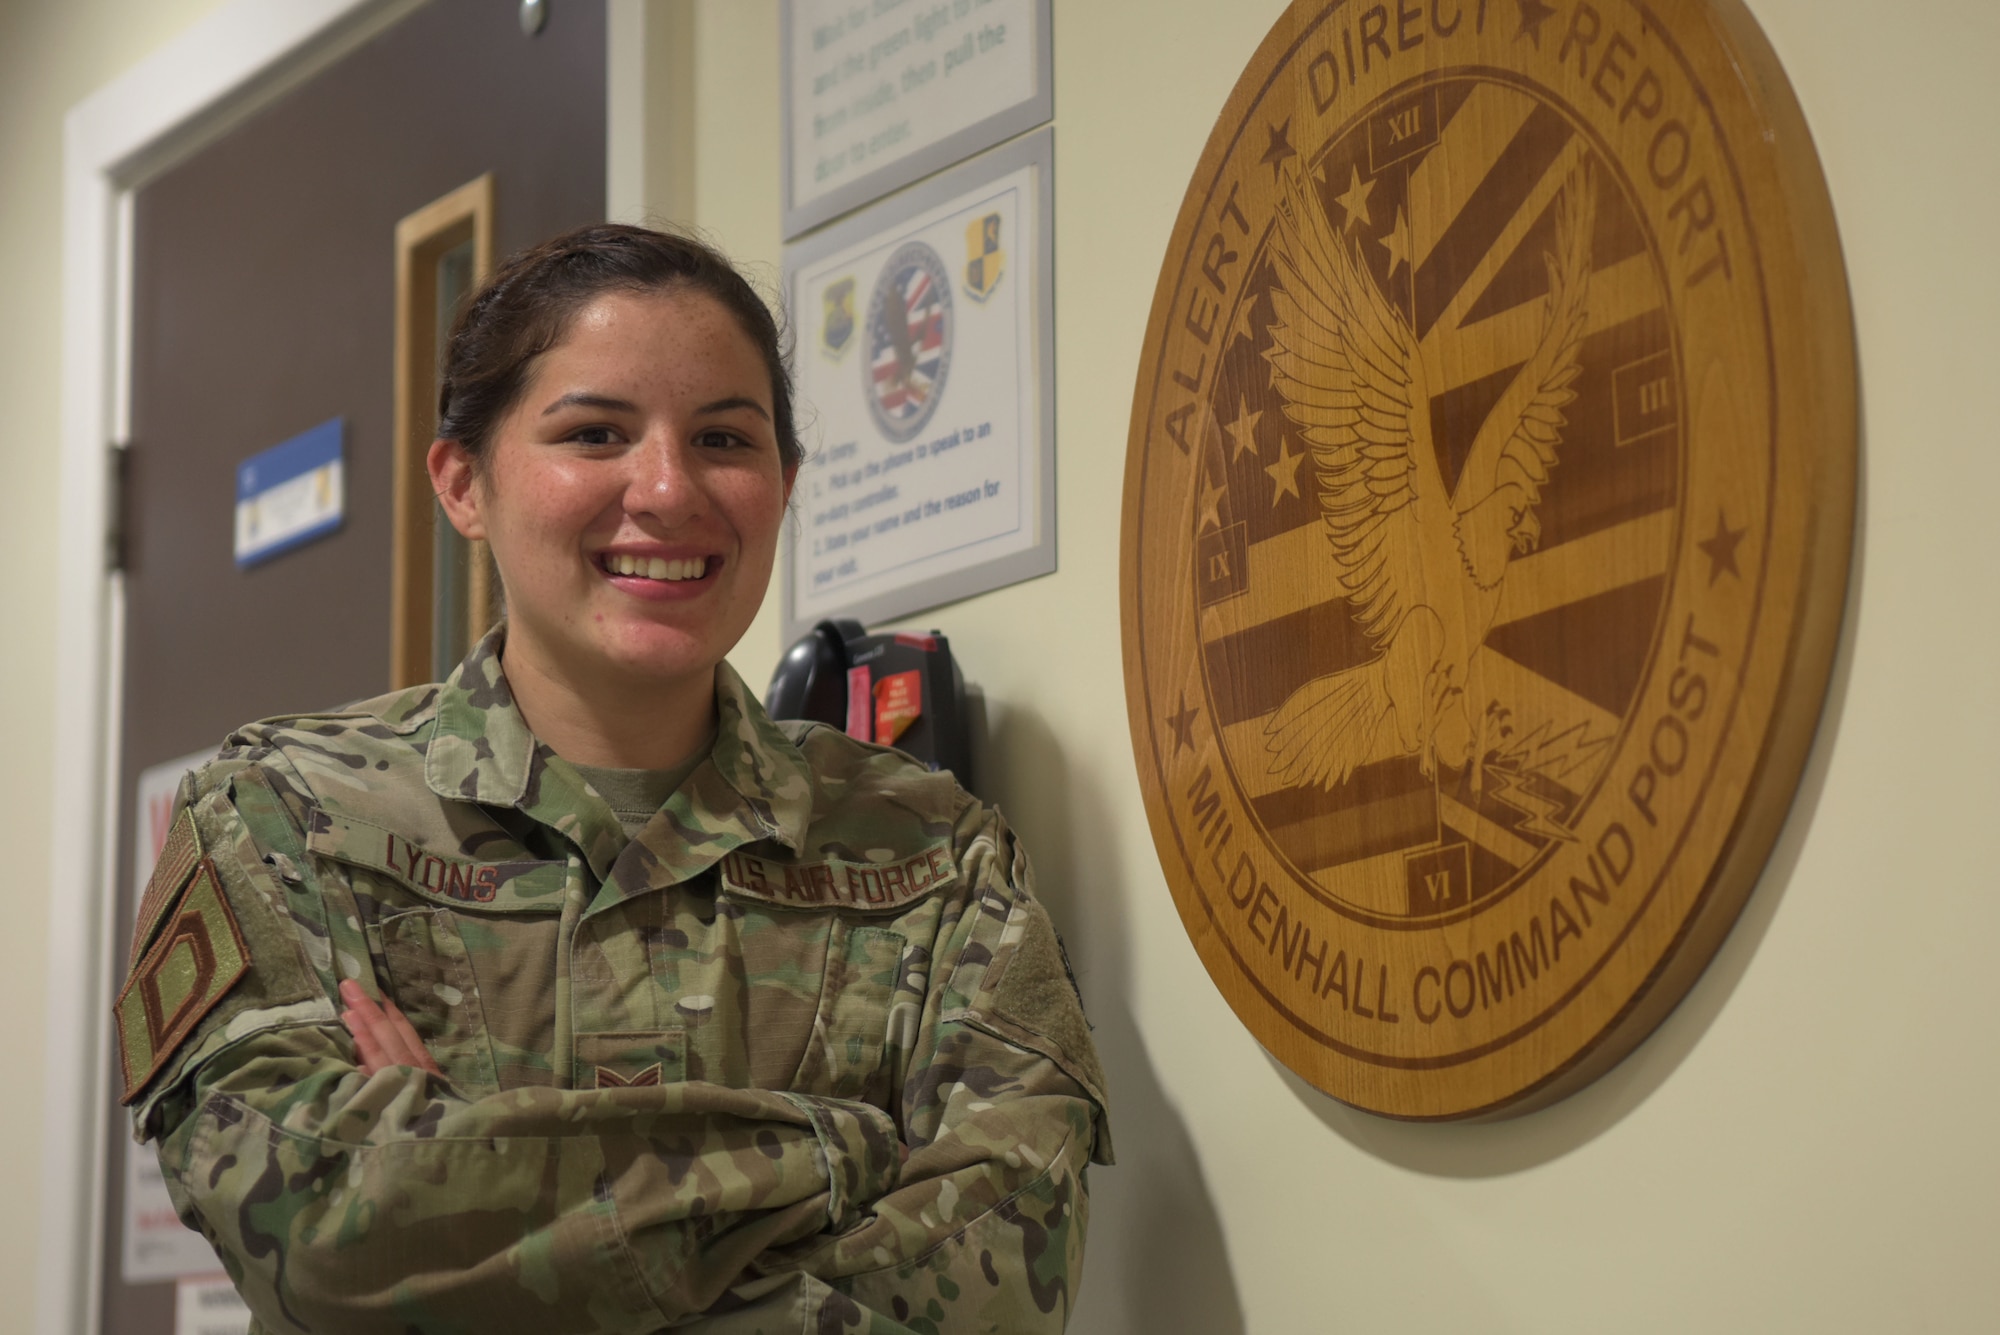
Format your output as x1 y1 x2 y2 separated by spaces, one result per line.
845 666 873 742
874 670 922 746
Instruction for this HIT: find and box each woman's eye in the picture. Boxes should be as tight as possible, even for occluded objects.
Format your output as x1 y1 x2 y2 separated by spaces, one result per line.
567 425 621 446
697 429 745 450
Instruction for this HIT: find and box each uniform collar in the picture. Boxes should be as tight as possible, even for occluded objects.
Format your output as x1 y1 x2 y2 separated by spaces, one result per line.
702 658 817 856
425 628 537 807
424 627 815 884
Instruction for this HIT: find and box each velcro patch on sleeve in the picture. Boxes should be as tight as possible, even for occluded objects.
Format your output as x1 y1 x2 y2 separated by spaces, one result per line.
719 845 956 912
130 807 203 971
116 858 250 1104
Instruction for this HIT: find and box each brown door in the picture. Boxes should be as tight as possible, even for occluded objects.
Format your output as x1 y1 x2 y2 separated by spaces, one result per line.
106 2 606 1329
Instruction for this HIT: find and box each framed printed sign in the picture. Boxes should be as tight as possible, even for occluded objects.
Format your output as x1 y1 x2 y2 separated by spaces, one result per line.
781 0 1051 237
1121 0 1855 1119
784 128 1054 640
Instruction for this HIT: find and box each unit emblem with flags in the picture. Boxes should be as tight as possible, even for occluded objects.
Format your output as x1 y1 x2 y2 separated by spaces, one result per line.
864 241 953 444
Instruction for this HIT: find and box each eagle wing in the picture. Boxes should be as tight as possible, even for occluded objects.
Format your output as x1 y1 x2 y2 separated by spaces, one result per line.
1453 163 1598 587
1262 169 1431 644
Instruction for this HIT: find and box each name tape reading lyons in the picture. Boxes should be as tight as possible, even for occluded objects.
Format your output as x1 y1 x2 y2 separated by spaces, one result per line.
305 813 564 908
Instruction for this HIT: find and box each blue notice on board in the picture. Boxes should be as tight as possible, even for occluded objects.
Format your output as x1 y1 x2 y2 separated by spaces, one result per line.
234 417 345 567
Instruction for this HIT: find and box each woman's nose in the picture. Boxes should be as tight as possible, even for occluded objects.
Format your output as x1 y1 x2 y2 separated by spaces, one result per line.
625 435 702 519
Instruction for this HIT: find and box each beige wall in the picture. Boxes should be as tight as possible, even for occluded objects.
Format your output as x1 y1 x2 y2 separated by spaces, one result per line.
681 2 2000 1330
0 0 235 1313
11 0 1996 1328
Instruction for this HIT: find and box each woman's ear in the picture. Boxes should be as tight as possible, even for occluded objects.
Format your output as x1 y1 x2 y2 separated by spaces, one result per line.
428 438 487 540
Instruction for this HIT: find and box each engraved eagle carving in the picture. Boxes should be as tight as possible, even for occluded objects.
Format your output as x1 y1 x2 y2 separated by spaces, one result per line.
1260 162 1597 791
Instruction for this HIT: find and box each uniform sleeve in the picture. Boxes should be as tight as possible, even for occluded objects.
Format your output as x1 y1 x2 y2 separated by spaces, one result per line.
734 803 1112 1334
130 761 903 1335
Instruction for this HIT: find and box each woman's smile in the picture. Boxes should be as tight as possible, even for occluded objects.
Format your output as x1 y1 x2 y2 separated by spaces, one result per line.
595 548 718 595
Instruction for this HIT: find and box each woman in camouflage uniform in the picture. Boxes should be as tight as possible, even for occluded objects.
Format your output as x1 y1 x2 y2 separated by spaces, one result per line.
116 226 1110 1333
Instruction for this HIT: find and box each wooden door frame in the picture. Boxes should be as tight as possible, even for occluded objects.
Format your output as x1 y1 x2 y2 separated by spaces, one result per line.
47 4 423 1331
392 173 496 688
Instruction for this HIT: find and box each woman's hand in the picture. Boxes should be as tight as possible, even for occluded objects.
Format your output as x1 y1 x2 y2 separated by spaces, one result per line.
338 979 443 1077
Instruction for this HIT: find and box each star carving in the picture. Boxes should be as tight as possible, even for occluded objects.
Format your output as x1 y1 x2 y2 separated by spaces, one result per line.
1223 396 1264 461
1376 206 1414 277
1167 693 1201 754
1698 508 1747 585
1265 436 1305 505
1197 475 1226 534
1333 165 1377 233
1516 0 1558 45
1225 289 1262 350
1261 118 1297 180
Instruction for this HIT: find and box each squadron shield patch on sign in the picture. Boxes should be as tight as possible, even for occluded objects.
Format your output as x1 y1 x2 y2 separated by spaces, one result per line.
118 858 250 1103
1121 0 1854 1119
822 275 856 359
964 212 1005 301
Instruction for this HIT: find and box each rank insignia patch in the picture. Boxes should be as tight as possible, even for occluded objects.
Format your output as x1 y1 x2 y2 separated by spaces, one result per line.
821 276 856 359
117 858 250 1104
963 211 1005 301
595 1063 664 1088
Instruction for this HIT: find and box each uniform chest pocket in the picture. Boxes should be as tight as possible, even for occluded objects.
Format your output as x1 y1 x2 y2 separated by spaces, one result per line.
364 907 500 1097
791 920 908 1107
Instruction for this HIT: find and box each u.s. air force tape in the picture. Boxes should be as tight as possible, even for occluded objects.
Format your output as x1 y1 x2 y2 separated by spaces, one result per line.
719 846 956 912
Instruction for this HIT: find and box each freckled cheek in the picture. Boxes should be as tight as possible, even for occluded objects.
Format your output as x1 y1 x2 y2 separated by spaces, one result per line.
485 509 603 596
526 479 624 550
711 477 790 547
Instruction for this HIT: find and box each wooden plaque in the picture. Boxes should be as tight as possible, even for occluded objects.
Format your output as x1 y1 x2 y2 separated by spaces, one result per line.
1121 0 1853 1119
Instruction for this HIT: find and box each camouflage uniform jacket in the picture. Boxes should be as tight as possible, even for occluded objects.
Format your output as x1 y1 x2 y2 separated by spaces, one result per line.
119 634 1112 1334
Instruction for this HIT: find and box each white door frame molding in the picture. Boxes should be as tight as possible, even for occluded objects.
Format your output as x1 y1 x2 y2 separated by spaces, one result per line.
44 4 423 1331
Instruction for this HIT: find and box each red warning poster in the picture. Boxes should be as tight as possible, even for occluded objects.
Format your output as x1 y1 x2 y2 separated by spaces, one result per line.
874 670 922 747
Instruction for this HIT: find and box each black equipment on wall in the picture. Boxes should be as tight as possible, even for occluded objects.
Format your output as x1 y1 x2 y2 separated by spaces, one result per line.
766 620 974 793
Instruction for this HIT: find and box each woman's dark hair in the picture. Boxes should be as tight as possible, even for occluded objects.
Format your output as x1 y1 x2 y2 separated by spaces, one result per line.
437 223 800 471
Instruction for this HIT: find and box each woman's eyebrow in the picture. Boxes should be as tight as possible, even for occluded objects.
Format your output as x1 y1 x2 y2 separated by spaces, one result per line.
697 395 772 421
540 391 637 416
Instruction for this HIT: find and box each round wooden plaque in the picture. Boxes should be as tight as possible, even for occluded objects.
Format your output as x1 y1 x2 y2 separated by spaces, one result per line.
1121 0 1854 1119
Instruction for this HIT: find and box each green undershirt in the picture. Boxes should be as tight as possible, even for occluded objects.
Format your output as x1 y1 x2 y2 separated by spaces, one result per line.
573 751 707 838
